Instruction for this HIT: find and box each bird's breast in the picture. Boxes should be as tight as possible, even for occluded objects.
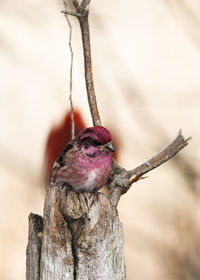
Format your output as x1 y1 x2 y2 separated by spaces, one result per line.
77 169 99 192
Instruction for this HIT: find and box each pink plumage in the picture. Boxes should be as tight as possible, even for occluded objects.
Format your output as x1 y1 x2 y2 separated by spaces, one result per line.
51 126 115 192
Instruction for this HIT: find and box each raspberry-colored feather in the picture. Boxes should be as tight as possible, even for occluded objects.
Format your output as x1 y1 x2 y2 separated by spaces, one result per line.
51 126 115 192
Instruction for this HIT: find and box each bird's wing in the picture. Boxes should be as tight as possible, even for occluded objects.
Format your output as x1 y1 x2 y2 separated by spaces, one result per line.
50 141 74 184
53 141 74 168
54 141 73 167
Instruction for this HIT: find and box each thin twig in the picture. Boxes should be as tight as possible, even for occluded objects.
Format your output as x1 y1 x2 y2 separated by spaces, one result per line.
129 130 191 182
62 1 101 126
78 14 101 126
81 0 91 10
68 0 102 126
62 0 75 140
61 10 82 17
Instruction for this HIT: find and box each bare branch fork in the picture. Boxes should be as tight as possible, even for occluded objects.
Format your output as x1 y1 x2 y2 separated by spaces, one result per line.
26 1 190 279
61 0 190 206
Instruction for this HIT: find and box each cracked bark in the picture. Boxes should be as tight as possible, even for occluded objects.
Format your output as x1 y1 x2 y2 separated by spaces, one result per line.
27 185 125 280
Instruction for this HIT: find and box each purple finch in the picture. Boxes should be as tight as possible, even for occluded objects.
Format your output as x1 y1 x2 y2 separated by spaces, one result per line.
51 126 115 193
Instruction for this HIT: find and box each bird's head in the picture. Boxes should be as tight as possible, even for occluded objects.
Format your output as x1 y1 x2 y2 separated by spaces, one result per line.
76 126 115 155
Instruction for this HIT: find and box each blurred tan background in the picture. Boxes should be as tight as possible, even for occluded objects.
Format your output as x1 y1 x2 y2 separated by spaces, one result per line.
1 0 200 279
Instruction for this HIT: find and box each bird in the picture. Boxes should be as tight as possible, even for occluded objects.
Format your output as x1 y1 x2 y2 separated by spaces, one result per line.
51 126 115 193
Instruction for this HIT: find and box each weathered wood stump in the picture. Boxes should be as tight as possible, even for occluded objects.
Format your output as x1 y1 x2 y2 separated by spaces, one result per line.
26 184 125 280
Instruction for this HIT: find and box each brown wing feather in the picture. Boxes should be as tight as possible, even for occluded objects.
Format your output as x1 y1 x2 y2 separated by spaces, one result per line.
50 141 74 183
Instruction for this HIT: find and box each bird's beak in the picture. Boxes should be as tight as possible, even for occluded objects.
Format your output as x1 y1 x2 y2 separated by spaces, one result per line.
105 141 115 152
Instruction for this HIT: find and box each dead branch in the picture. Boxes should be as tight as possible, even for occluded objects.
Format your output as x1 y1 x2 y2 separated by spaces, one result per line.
62 1 191 207
109 131 191 207
128 130 190 180
62 0 75 140
62 0 101 126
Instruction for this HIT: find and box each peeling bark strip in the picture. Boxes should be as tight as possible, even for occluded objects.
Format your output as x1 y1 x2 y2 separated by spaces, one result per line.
27 185 125 280
26 213 43 280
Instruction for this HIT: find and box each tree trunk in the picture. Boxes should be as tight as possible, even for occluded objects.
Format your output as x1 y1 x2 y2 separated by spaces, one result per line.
26 184 125 280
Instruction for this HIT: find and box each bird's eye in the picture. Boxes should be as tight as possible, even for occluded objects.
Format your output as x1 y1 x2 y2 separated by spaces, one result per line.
82 137 102 146
82 136 93 142
92 140 102 146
